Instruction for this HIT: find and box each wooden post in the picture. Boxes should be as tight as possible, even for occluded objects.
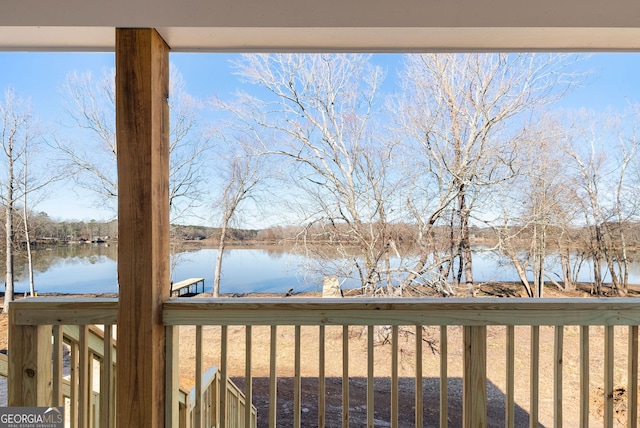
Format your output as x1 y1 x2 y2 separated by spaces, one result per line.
463 325 487 427
7 303 52 406
116 28 170 428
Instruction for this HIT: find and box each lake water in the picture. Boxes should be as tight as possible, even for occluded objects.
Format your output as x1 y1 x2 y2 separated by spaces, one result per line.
9 245 640 295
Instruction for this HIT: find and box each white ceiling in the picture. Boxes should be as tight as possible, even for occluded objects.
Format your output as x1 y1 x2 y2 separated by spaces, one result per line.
2 0 640 51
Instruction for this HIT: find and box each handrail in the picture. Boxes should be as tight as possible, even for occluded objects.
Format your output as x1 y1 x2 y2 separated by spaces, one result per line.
163 297 640 427
7 298 193 428
7 297 640 427
163 297 640 326
10 297 118 325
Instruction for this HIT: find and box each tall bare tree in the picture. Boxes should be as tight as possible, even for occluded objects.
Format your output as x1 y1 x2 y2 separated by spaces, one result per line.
228 54 405 295
564 110 639 295
1 89 40 311
397 53 578 295
491 119 576 297
210 140 263 297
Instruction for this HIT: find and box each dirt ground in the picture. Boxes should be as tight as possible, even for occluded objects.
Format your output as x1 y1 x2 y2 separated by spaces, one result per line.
1 284 639 427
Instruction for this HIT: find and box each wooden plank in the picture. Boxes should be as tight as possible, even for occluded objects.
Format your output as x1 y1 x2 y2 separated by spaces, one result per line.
440 326 448 428
164 298 640 326
294 326 301 428
319 325 326 428
463 325 486 428
269 325 278 428
604 325 614 428
171 277 205 297
165 326 180 428
7 316 52 406
221 325 228 428
245 326 253 428
101 324 115 428
195 326 203 428
116 27 170 428
628 325 638 428
530 326 539 428
171 277 205 291
342 325 349 428
391 325 398 428
505 326 515 428
415 326 423 428
52 324 64 407
367 326 374 428
12 298 118 325
554 326 563 428
70 342 79 428
63 325 117 362
88 350 96 426
78 325 90 428
580 326 590 426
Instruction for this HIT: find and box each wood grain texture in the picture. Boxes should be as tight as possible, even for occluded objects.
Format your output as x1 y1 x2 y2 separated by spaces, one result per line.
505 326 515 428
440 326 448 428
7 306 52 407
12 298 117 325
530 326 539 428
342 325 349 428
604 325 614 428
580 326 590 426
554 326 564 428
52 325 64 406
116 27 170 428
463 325 486 428
78 326 89 428
628 325 638 428
165 326 179 428
164 298 640 326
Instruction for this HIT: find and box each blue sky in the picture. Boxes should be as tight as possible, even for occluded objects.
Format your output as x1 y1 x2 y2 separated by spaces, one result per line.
1 52 640 223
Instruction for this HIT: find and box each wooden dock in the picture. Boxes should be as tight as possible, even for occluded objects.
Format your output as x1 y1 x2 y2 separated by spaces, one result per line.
170 278 205 297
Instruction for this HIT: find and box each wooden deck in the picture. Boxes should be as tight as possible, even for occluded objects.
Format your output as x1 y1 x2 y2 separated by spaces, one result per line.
171 278 205 297
7 297 640 427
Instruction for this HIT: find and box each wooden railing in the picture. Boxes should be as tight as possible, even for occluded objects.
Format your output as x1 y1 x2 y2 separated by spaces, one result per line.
163 298 640 428
186 365 257 428
6 297 254 428
6 297 640 427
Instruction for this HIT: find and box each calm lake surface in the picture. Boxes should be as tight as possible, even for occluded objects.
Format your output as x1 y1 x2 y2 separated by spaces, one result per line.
10 244 640 295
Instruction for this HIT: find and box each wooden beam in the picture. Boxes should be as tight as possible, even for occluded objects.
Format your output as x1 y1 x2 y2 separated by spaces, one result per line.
7 305 52 406
463 325 487 427
116 28 170 428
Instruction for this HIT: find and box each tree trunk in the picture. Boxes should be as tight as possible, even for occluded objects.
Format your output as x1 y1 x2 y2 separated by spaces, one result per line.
3 156 14 313
459 192 474 296
23 206 35 297
23 162 35 297
213 223 228 298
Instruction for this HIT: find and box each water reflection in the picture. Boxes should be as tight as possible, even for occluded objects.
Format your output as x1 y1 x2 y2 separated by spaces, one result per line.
3 244 640 295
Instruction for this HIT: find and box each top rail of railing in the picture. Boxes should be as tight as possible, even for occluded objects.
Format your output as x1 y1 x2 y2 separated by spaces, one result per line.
163 297 640 326
9 296 640 327
10 298 118 326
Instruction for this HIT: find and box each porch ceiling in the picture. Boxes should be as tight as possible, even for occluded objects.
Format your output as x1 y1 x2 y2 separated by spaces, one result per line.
2 0 640 51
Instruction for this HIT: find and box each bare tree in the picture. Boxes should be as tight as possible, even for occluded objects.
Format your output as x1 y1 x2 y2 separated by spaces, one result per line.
57 66 209 218
397 53 579 296
490 119 576 297
564 110 639 295
228 54 405 295
0 89 40 311
211 140 263 297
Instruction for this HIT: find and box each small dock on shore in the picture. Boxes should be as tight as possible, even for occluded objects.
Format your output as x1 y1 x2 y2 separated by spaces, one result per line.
170 277 205 297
